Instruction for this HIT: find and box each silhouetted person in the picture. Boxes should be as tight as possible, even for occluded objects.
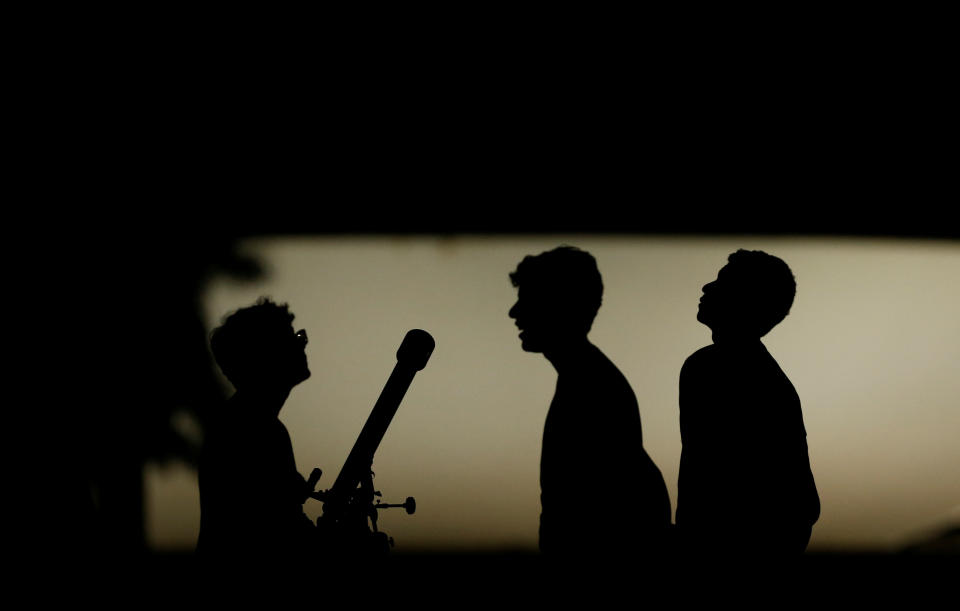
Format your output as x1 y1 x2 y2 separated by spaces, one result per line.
509 246 671 557
198 297 316 562
677 250 820 555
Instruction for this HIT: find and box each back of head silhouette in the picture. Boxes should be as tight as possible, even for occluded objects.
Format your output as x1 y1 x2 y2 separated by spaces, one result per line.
210 297 310 393
697 249 796 340
508 245 603 353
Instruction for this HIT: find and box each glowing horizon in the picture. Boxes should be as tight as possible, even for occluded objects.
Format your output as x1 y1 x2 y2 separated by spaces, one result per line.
145 235 960 552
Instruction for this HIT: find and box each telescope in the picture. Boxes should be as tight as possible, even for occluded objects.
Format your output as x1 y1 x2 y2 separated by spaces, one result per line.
308 329 435 554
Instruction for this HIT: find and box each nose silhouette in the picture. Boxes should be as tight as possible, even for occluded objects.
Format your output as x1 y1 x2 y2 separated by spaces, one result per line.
509 301 519 319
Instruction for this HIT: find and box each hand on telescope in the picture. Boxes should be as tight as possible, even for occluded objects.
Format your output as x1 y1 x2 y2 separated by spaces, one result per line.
302 467 324 504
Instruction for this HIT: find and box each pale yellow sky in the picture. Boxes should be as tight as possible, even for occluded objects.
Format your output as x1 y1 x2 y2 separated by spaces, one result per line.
146 236 960 552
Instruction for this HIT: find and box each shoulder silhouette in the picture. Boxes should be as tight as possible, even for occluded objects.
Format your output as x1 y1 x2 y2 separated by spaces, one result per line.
509 246 671 558
677 250 820 555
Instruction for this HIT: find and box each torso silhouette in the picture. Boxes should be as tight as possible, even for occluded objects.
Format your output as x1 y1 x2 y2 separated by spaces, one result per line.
197 393 314 558
539 343 671 556
677 341 819 553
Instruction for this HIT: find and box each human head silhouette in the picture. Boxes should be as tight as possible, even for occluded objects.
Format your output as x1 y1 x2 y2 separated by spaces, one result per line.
508 246 603 354
210 297 310 393
698 249 796 340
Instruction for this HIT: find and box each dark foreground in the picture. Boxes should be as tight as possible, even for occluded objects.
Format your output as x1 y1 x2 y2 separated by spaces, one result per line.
20 549 957 607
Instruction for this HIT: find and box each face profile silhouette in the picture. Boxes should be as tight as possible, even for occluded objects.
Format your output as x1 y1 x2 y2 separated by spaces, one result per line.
508 246 602 355
210 297 311 396
697 249 796 341
508 288 562 354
